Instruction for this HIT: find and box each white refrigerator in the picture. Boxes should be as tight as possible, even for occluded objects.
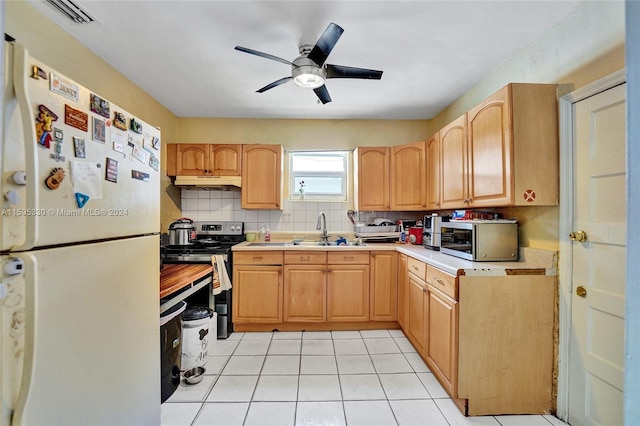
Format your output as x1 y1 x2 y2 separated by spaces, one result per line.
1 42 161 425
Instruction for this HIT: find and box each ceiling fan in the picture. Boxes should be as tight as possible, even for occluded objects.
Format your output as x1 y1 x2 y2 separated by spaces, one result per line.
234 23 383 104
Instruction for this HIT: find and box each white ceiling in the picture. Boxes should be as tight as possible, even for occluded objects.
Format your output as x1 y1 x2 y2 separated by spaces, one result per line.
28 0 582 120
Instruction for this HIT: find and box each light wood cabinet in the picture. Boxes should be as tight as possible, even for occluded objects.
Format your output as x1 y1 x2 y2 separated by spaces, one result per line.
390 141 427 210
283 265 327 323
232 251 283 324
426 132 441 210
369 251 397 321
440 114 468 209
397 253 409 329
327 264 370 322
241 144 283 210
406 273 427 354
439 83 558 209
166 144 242 177
354 147 390 211
425 278 459 399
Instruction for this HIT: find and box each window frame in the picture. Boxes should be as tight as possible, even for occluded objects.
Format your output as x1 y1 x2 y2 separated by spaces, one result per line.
288 150 350 202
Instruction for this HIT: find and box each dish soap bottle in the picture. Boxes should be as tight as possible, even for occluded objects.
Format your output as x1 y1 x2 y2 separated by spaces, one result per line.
265 228 271 242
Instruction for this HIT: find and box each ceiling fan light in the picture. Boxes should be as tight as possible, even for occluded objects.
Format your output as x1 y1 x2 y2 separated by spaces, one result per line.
292 65 325 89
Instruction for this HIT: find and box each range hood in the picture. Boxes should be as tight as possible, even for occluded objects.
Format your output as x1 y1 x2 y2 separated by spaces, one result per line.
172 175 241 189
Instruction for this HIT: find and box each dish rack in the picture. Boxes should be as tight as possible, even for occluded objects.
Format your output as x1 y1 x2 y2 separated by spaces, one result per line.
354 224 399 241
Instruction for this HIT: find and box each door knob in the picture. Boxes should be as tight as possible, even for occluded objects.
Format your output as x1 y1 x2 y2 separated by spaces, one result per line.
576 286 587 297
569 230 588 243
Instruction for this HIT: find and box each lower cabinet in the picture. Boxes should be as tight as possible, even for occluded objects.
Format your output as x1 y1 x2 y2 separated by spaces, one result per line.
283 265 326 322
425 285 458 398
406 273 427 354
232 251 283 324
397 253 409 328
327 264 370 322
369 251 398 321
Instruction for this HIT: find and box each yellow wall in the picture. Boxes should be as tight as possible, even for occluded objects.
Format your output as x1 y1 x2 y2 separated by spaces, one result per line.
177 118 430 150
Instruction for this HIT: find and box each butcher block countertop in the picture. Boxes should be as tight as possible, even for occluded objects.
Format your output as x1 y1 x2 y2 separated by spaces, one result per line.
160 264 213 299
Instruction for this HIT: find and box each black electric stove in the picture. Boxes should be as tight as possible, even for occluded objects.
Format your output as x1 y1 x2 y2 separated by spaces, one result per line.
161 221 244 338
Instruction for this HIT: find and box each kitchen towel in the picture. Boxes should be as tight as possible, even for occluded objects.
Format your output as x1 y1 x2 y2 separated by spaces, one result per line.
211 255 232 295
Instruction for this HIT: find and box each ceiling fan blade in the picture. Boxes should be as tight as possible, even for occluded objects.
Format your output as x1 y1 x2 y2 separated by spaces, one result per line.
325 64 383 80
256 76 293 93
313 85 332 104
235 46 292 65
307 23 344 66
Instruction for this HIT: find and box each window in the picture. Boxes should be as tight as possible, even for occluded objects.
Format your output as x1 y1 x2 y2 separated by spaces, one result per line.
289 151 349 201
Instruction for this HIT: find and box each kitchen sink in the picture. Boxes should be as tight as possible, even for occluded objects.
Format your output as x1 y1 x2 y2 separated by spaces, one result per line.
288 240 366 247
246 242 289 246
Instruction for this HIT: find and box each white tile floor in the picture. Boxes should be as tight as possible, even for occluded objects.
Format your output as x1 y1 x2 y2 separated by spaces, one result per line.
161 329 570 426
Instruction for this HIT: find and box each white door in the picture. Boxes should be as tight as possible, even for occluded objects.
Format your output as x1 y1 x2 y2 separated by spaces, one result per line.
569 83 626 426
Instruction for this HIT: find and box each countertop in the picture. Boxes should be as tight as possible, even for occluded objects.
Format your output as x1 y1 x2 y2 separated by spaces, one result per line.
160 264 213 299
232 241 557 276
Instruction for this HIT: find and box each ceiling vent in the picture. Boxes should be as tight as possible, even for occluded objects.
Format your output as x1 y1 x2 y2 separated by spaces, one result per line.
45 0 98 24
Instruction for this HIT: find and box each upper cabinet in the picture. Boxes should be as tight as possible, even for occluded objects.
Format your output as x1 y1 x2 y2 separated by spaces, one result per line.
354 147 390 211
425 132 441 211
166 144 242 177
440 83 558 209
390 141 427 210
241 144 283 210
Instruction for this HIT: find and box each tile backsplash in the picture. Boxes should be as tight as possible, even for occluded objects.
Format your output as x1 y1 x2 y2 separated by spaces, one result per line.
179 189 423 233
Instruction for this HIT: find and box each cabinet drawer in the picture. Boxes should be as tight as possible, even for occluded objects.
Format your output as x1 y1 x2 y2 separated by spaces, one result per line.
284 251 327 265
407 257 427 280
426 265 457 300
234 251 283 265
327 252 370 265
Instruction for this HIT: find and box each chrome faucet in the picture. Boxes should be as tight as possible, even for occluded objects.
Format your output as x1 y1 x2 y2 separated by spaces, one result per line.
316 212 329 244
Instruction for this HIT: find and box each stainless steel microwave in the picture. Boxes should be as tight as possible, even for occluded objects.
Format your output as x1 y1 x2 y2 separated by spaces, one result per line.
440 221 518 261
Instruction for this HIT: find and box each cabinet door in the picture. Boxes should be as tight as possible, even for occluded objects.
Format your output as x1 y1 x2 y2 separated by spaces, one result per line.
467 86 512 206
369 251 397 321
406 275 427 354
397 254 409 329
210 144 242 176
327 264 370 322
426 132 441 210
440 114 468 209
176 144 209 176
390 141 427 210
425 286 458 398
355 147 390 211
241 144 283 209
232 265 282 323
284 265 326 322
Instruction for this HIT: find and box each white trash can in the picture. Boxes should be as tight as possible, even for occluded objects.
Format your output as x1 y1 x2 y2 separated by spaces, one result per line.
181 307 216 372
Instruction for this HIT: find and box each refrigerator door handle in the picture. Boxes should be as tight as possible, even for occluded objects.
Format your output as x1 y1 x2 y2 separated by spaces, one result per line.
12 44 39 251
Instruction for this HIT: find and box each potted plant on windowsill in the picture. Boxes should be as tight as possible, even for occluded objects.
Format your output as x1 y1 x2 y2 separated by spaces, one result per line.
298 181 306 200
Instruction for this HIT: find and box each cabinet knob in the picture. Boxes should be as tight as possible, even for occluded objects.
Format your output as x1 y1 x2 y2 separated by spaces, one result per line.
371 253 376 257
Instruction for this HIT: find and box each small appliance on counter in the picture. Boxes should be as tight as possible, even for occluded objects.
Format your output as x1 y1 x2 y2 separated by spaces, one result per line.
423 214 450 250
440 220 518 261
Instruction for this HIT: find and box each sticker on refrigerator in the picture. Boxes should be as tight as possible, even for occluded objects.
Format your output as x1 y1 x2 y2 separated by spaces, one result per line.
131 170 149 182
89 93 110 118
113 111 127 131
73 137 86 158
75 192 90 208
35 104 58 149
110 129 127 147
105 158 119 183
45 167 65 190
151 136 160 150
50 128 65 162
64 104 88 132
129 118 143 134
132 145 149 164
31 65 47 80
70 161 103 201
50 73 79 102
113 142 127 158
149 153 159 171
92 116 106 143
